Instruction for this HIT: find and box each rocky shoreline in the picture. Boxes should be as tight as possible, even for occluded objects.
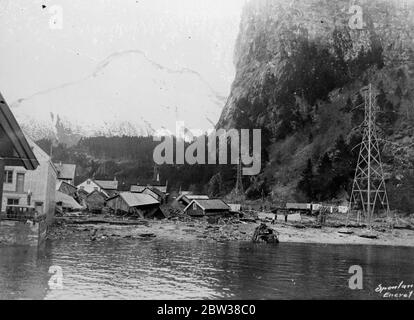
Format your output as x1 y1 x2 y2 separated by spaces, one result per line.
48 213 414 247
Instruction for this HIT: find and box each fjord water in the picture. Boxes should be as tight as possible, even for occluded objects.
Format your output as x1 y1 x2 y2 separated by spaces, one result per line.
1 238 413 300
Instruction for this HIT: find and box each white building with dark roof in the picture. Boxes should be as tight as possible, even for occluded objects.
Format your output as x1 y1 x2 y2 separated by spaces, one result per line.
77 178 118 197
2 136 57 225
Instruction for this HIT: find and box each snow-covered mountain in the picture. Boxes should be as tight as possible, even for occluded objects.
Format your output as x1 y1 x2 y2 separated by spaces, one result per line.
11 50 227 145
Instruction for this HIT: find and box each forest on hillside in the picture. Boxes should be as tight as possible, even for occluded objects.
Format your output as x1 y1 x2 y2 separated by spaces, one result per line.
36 125 414 214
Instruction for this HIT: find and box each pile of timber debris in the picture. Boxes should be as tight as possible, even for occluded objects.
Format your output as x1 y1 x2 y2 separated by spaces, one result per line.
252 223 279 244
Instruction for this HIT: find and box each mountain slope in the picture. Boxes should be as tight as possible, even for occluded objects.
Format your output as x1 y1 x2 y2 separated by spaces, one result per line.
218 0 414 207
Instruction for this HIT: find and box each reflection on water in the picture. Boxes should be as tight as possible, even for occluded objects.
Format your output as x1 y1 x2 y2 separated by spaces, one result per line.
1 237 413 299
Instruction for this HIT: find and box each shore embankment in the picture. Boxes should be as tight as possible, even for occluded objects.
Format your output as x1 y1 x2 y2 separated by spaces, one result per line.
49 212 414 247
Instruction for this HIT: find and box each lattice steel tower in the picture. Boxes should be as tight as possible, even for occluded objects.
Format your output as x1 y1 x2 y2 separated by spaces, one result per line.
348 84 390 227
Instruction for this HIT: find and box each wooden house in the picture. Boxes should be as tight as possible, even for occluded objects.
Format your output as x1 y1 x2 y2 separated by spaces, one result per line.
85 190 107 213
56 191 83 212
77 178 118 197
184 199 230 217
106 192 163 218
94 179 118 197
54 162 76 185
0 92 39 210
2 136 57 226
0 92 44 245
142 187 167 204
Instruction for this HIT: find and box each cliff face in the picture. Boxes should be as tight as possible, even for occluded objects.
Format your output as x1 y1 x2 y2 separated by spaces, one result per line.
219 0 414 206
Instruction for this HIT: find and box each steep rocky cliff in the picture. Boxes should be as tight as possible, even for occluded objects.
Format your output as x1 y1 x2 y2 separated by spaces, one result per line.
219 0 414 209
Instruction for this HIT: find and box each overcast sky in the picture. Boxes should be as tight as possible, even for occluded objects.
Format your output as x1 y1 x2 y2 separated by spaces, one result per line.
0 0 246 134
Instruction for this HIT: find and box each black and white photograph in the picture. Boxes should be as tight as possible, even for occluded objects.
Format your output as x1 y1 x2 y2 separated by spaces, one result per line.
0 0 414 304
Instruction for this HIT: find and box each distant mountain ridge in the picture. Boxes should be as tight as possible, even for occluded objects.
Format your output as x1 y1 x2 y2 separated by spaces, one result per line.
12 50 227 145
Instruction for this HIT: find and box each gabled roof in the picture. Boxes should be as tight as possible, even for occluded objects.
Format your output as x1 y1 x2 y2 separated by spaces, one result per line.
95 179 118 190
25 135 58 175
86 189 108 199
175 191 191 202
54 163 76 180
184 199 230 212
0 91 39 170
178 194 209 204
130 185 167 193
110 192 159 207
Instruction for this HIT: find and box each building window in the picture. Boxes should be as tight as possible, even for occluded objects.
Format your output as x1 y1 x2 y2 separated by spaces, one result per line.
4 170 13 183
7 198 19 206
16 173 25 193
192 202 197 210
87 180 91 185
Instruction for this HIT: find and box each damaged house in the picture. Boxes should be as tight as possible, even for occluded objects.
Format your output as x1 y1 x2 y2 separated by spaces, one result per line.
184 199 230 217
85 189 107 214
106 192 164 219
77 178 118 198
142 187 168 204
56 191 83 212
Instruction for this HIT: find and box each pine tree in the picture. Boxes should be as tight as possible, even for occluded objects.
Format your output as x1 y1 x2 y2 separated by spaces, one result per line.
331 135 354 192
297 158 315 201
341 97 353 112
314 153 335 201
208 172 223 198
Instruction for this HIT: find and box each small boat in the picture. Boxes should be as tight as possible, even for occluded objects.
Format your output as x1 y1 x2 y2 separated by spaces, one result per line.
358 230 378 239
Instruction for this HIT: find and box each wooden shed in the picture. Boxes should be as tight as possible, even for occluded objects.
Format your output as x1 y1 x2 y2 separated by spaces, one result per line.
184 199 230 217
85 190 107 214
106 192 163 219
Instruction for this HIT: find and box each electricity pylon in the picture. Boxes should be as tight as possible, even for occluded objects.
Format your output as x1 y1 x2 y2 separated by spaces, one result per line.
348 84 390 228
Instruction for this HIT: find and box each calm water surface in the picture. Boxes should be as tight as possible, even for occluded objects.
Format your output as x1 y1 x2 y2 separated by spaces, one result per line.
1 237 413 299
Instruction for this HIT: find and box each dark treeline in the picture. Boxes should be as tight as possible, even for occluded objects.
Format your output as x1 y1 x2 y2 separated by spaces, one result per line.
36 133 266 199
